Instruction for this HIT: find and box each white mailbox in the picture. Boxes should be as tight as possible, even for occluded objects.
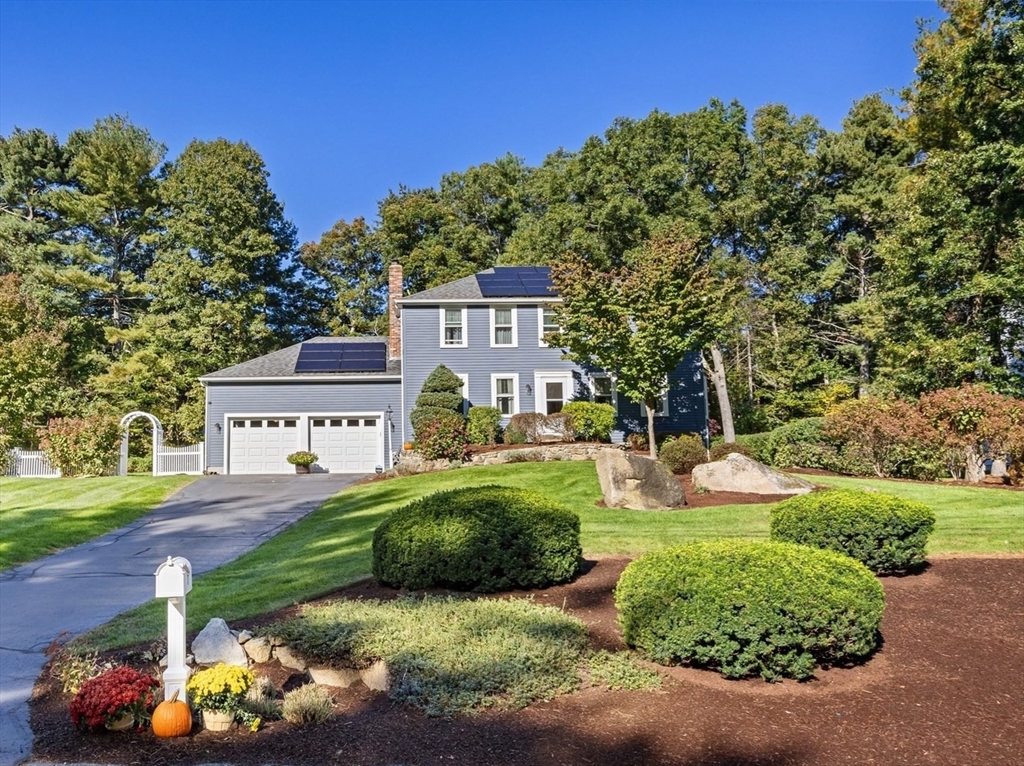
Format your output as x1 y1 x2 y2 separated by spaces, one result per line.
154 556 192 598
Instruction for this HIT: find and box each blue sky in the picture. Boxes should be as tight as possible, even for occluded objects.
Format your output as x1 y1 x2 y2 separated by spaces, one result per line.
0 0 938 245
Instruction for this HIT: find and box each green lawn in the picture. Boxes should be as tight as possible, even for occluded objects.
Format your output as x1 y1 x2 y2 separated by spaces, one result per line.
83 462 1022 649
0 475 197 570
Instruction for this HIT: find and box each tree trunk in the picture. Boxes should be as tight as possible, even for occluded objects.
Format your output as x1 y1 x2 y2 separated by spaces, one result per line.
859 346 871 399
964 444 986 483
645 404 658 459
707 345 736 443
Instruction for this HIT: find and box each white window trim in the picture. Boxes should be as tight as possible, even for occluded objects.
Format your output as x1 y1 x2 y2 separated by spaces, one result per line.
533 371 574 415
455 372 469 415
538 305 561 347
439 306 467 348
491 373 519 416
590 374 618 410
490 306 518 348
639 390 670 418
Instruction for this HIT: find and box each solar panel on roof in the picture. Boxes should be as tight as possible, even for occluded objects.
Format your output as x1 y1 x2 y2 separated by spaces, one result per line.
295 341 385 374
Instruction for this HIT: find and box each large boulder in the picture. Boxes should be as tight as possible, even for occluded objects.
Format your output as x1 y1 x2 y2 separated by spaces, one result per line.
691 453 815 495
596 449 686 510
191 618 248 667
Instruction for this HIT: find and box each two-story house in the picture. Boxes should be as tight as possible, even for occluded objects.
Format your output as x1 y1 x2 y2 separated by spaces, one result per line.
199 262 708 475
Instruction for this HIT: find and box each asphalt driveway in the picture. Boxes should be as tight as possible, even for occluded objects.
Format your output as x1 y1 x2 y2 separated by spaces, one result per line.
0 472 366 766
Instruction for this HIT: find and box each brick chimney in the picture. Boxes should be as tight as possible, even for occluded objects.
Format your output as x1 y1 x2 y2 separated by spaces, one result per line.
388 260 403 360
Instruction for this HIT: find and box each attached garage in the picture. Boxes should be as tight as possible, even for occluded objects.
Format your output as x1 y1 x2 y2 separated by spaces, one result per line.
201 337 401 476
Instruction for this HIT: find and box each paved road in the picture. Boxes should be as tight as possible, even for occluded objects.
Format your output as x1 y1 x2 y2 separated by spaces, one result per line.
0 473 366 766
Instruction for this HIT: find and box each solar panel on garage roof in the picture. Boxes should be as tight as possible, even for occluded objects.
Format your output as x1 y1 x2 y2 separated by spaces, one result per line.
294 341 387 373
338 342 387 372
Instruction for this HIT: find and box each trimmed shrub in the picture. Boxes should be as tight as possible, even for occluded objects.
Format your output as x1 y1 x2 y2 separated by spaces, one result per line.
507 412 546 443
709 442 753 461
467 406 503 445
411 365 465 440
372 485 581 592
414 413 469 461
281 685 333 726
770 489 936 574
615 540 884 681
659 434 706 474
562 402 617 442
763 417 826 467
734 432 771 463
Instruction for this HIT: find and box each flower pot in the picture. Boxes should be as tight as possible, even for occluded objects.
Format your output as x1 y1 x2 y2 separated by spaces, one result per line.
295 464 310 474
106 712 134 731
202 709 234 731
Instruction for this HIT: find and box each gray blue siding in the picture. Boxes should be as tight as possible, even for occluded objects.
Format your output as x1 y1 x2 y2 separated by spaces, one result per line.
204 379 400 471
399 303 707 443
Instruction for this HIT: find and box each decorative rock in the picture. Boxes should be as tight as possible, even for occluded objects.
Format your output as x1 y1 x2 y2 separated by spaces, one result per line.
236 630 253 645
191 618 248 667
159 653 194 668
309 666 361 688
360 660 390 692
242 636 273 664
691 453 816 495
595 449 686 510
990 458 1008 478
274 645 308 671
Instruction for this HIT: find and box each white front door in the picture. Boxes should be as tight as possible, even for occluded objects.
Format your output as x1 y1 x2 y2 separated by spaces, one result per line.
534 372 574 415
228 418 300 474
309 417 381 473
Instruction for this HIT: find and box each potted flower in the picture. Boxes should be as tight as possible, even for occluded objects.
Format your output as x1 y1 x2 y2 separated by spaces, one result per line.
186 664 258 731
69 666 160 732
286 451 319 474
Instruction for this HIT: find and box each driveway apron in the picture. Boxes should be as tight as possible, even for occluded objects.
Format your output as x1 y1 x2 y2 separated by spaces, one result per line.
0 473 365 766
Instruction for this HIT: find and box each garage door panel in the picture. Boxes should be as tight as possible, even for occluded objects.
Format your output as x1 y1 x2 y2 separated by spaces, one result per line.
310 416 380 473
229 418 299 474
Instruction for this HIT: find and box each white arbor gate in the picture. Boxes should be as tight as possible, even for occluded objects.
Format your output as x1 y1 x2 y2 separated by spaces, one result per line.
119 411 205 476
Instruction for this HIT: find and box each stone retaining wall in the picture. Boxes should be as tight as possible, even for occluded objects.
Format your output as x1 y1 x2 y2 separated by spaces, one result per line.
391 443 617 476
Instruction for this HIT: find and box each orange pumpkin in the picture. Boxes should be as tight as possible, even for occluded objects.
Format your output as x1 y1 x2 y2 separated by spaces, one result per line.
151 689 192 738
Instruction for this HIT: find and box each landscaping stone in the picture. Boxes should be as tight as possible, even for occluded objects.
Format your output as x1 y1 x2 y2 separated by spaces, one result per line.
990 458 1007 478
691 453 815 495
236 629 253 645
360 659 390 692
309 666 361 688
596 449 686 510
242 636 272 664
275 645 308 671
191 618 248 666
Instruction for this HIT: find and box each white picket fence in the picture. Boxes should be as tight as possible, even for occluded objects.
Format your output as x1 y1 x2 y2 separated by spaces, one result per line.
3 449 62 478
155 443 205 476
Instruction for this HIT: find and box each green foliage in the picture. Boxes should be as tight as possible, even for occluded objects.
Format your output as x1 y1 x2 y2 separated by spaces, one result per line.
266 595 588 716
770 489 936 574
37 414 121 477
285 451 318 467
372 485 581 592
585 650 662 691
708 442 754 461
126 455 151 475
411 364 465 440
506 412 546 443
467 406 503 445
562 401 617 442
762 417 847 470
413 413 469 461
502 424 528 444
732 432 771 462
659 435 707 474
615 540 885 681
281 685 333 726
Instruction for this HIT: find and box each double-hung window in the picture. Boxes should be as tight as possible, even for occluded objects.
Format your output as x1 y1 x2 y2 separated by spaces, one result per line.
538 305 560 346
490 306 517 347
592 375 616 409
640 390 670 417
440 307 467 347
492 374 519 416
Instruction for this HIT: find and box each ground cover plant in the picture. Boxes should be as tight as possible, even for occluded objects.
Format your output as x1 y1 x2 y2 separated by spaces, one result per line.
616 540 885 680
81 462 1021 650
771 488 935 573
266 596 597 716
0 475 196 570
372 485 581 591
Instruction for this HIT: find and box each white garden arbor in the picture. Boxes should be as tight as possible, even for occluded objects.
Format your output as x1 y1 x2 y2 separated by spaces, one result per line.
118 411 205 476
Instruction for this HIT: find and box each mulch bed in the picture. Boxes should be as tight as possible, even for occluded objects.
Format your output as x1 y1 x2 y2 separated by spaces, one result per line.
31 554 1024 766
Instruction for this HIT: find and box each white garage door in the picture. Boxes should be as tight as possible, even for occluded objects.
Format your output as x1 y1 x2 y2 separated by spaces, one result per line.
228 418 299 474
310 417 380 473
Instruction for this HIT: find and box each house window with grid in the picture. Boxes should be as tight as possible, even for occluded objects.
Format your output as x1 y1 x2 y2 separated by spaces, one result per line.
491 307 517 347
492 374 518 416
538 306 560 346
441 307 466 347
592 375 616 409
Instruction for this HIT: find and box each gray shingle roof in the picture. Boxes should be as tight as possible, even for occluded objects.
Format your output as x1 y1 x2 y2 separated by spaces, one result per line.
399 273 484 302
200 336 401 380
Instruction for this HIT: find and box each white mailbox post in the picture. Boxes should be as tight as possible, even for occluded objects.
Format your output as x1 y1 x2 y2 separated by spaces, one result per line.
154 556 192 702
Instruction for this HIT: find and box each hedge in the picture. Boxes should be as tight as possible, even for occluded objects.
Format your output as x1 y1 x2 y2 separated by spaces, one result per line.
615 540 884 681
770 489 936 574
372 485 581 592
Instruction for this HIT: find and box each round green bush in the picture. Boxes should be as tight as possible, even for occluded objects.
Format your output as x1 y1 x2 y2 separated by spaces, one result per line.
770 489 936 574
615 540 884 681
709 442 754 461
372 486 582 592
659 434 706 474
